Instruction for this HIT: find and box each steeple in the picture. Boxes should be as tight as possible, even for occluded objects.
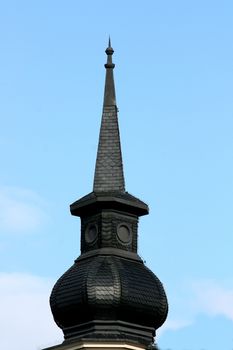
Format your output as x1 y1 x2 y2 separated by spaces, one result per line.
94 38 125 192
49 42 168 350
70 41 148 218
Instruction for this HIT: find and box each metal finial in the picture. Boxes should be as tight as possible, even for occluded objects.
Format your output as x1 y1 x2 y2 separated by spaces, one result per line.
105 37 114 56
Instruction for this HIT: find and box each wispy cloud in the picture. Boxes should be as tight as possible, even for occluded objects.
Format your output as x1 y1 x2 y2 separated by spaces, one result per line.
0 272 63 350
0 186 47 233
190 279 233 320
157 318 193 338
158 278 233 339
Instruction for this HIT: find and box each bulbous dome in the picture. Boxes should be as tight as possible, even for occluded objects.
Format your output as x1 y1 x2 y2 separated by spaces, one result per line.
50 253 168 345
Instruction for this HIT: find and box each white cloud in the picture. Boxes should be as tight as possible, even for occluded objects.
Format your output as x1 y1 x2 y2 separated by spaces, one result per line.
0 272 63 350
157 318 192 338
158 278 233 339
190 279 233 320
0 186 47 233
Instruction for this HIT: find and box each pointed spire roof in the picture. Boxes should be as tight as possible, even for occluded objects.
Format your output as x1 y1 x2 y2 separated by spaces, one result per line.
93 39 125 193
70 41 148 217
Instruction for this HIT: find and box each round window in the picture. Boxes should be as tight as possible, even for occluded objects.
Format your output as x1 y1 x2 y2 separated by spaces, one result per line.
117 224 132 244
85 224 98 244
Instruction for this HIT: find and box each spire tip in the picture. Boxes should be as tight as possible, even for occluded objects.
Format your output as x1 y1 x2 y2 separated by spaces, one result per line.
106 36 114 56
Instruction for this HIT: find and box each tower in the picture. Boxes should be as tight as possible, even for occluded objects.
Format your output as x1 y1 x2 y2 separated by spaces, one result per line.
45 40 168 350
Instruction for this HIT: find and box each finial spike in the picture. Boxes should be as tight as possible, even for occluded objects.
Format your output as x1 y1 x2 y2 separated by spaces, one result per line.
104 39 116 105
108 36 111 48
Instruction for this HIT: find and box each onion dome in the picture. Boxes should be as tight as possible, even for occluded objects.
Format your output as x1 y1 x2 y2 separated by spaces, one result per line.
50 39 168 347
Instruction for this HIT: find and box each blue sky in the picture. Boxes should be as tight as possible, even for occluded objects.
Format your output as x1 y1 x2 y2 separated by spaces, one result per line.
0 1 233 349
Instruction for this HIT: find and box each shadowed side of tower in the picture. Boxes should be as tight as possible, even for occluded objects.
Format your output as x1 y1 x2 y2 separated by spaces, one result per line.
45 41 168 350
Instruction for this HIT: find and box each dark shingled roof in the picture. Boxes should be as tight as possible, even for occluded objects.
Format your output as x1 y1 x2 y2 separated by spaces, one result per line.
70 191 149 217
93 40 125 193
50 41 168 348
50 255 168 343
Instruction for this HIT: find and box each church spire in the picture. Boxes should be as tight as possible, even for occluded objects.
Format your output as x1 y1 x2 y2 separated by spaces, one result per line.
93 39 125 192
49 42 168 349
